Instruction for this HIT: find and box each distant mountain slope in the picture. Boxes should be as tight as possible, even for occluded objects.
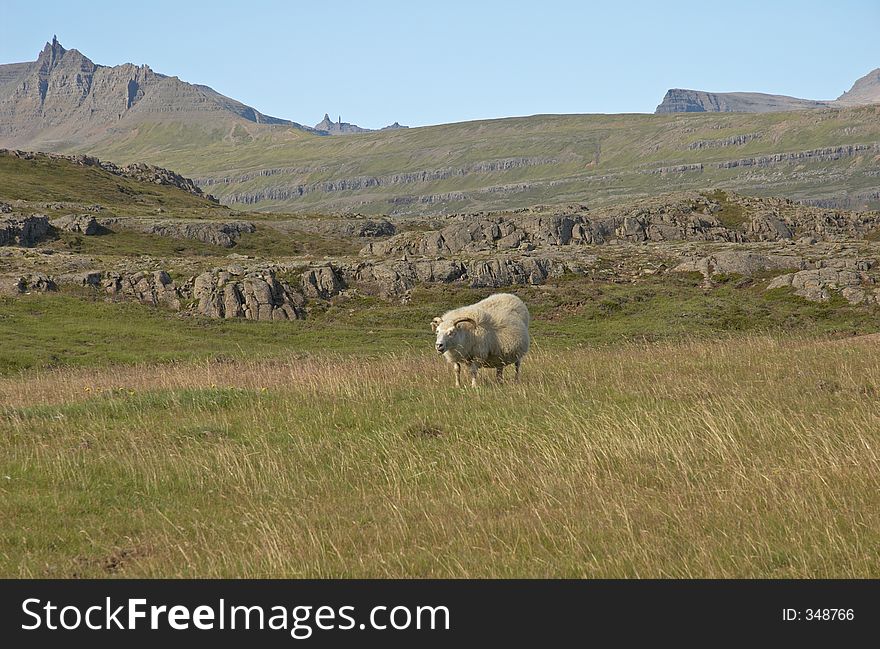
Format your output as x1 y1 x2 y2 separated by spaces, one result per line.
0 37 304 150
81 104 880 215
656 68 880 114
835 68 880 106
655 90 831 113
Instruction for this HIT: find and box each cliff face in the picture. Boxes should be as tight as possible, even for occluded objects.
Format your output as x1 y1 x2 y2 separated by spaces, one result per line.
0 37 296 149
655 67 880 114
655 89 830 114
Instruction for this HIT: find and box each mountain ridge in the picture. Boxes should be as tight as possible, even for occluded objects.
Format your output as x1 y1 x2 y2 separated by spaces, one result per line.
0 37 306 150
655 68 880 114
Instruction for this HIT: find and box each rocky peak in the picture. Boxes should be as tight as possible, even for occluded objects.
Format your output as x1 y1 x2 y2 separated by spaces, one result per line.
313 113 371 135
38 36 67 68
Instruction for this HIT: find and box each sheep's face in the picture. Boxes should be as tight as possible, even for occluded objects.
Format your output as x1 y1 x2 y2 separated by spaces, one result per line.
434 324 459 354
431 317 474 354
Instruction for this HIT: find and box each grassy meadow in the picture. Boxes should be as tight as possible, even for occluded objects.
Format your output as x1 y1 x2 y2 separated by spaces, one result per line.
1 279 879 577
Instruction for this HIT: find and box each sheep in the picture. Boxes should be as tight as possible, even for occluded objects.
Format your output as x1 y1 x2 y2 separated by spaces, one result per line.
431 293 530 387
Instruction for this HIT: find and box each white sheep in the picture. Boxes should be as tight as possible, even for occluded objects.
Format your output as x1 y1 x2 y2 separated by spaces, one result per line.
431 293 530 387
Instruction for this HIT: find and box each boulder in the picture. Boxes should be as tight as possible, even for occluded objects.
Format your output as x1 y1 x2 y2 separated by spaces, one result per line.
766 267 870 302
301 265 344 298
0 215 51 246
0 273 57 293
50 214 102 235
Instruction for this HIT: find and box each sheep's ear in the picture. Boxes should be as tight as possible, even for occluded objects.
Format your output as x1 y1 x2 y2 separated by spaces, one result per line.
430 317 441 332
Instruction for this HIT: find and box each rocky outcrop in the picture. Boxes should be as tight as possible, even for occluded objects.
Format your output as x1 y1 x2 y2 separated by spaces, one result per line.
340 256 568 297
132 220 256 247
301 265 344 299
191 268 304 320
361 200 742 256
0 273 57 294
293 218 395 239
713 144 880 170
0 214 50 246
102 270 182 309
50 214 101 235
313 114 371 135
688 133 763 150
766 259 876 303
673 251 806 281
363 194 880 257
313 114 408 135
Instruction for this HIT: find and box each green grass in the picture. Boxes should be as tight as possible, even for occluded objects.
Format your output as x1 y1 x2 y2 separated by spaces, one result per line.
41 223 360 260
2 273 879 577
0 152 220 215
48 227 222 258
2 274 877 375
1 336 878 577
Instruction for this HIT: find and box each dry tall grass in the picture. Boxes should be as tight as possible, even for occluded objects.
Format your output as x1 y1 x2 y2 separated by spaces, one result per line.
1 335 878 577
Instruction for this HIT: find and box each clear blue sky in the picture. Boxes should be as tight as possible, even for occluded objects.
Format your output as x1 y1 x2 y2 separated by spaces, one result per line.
1 0 877 128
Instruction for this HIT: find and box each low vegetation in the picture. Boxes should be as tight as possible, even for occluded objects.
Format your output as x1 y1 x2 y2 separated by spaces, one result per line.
2 334 878 577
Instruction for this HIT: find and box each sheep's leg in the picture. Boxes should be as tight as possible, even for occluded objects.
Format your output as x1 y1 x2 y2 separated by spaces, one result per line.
454 362 461 388
496 367 504 383
469 362 479 388
514 359 522 382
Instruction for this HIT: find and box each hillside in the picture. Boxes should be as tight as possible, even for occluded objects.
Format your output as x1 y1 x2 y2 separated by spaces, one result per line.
82 104 880 214
0 149 220 213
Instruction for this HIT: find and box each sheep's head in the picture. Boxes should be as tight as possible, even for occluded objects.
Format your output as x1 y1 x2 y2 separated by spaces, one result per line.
432 316 476 354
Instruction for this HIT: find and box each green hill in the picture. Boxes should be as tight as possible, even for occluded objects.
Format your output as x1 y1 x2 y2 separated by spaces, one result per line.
79 105 880 215
0 151 222 216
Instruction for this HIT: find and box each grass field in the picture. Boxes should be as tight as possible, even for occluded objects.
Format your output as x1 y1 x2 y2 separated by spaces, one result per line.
2 336 878 578
1 279 879 577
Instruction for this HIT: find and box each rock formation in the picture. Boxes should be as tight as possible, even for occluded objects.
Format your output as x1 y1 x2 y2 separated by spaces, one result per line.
50 214 101 235
191 268 304 320
313 114 408 135
129 220 256 247
0 214 50 246
655 68 880 113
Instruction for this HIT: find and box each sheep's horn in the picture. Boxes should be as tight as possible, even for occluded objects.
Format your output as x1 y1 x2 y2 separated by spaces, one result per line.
453 317 477 328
